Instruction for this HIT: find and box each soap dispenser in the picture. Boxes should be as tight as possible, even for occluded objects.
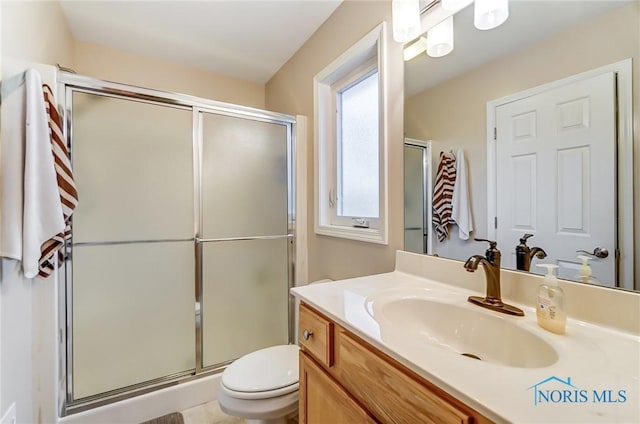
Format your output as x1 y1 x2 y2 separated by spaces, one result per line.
576 255 601 285
535 264 566 334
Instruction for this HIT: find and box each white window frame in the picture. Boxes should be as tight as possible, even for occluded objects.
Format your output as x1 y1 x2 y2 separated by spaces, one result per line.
314 22 388 244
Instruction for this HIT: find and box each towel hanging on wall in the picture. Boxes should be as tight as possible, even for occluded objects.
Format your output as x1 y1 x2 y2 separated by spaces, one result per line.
432 151 457 242
38 84 78 277
452 148 474 240
0 69 70 279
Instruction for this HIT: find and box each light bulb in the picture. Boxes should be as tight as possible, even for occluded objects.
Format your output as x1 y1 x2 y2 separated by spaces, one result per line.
427 16 454 58
392 0 421 43
474 0 509 30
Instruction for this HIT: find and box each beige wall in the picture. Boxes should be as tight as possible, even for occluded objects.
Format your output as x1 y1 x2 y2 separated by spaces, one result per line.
1 2 75 423
74 40 265 109
266 0 405 281
1 2 265 109
405 3 640 281
1 0 74 74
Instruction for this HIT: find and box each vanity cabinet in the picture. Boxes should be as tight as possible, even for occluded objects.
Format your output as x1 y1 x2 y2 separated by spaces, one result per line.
298 303 491 424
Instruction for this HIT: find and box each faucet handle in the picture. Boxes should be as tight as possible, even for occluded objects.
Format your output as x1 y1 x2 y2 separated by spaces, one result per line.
475 238 500 263
474 238 497 249
519 233 534 243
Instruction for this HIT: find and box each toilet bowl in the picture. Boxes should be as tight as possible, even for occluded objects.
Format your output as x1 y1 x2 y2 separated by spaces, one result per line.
218 344 300 424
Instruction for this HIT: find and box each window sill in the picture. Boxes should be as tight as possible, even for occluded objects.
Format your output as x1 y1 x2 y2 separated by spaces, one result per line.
315 224 387 245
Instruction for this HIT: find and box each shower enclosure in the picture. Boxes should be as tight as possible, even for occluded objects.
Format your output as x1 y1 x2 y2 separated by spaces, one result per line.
57 74 295 413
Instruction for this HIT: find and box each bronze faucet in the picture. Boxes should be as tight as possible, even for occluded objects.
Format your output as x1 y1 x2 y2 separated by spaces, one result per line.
515 234 547 271
464 238 525 316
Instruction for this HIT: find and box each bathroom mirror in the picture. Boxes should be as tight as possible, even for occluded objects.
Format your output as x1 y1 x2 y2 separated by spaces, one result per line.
403 0 638 291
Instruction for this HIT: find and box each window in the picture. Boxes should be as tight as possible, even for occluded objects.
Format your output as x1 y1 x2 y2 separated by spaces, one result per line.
336 68 379 223
314 23 388 244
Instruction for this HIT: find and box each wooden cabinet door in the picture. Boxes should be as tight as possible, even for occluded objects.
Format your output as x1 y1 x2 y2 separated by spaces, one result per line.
299 351 375 424
336 330 474 424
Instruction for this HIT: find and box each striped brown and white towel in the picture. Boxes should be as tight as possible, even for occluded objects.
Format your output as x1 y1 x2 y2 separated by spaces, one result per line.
432 151 457 242
38 84 78 278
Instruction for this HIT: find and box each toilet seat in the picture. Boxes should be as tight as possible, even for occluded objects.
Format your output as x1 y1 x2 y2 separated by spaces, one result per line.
221 344 300 400
221 380 299 400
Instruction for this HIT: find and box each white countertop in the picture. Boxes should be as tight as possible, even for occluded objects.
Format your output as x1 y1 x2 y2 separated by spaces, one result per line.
291 271 640 423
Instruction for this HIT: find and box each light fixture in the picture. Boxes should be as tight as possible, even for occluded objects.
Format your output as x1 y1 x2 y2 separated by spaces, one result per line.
426 16 454 58
474 0 509 30
392 0 421 43
400 0 509 60
403 37 429 61
441 0 469 13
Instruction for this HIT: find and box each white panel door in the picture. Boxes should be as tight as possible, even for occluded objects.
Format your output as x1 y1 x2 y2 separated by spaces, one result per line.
496 72 616 285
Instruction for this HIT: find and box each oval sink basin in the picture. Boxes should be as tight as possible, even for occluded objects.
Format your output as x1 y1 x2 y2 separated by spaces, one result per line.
367 293 558 369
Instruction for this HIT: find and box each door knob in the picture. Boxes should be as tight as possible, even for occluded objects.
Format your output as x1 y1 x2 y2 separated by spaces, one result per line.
576 247 609 259
302 329 313 340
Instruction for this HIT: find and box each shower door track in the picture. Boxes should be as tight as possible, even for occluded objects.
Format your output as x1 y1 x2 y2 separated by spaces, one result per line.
58 73 297 415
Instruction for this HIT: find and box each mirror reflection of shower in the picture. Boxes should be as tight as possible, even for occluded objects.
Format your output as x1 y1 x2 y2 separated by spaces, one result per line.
403 139 432 255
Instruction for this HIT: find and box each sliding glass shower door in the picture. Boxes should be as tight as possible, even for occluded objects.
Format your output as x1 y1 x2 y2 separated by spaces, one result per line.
63 78 294 411
199 112 290 368
70 92 196 399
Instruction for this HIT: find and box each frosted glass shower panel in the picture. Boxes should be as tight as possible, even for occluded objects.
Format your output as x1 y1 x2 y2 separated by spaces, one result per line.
201 113 288 238
72 242 195 399
71 92 194 243
202 238 289 367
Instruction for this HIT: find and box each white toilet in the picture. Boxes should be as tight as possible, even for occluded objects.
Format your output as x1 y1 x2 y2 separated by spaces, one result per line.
218 344 300 424
218 279 333 423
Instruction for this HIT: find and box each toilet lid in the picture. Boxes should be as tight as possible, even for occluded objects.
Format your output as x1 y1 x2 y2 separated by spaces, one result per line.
222 344 300 393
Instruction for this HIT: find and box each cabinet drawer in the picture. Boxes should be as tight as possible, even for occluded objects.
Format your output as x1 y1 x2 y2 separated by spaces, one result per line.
299 304 334 367
337 329 473 424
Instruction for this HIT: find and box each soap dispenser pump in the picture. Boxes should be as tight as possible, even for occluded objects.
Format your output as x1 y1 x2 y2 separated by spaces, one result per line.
535 264 566 334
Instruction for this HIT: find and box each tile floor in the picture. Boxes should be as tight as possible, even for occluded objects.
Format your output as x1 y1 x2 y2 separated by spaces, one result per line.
180 402 244 424
180 401 298 424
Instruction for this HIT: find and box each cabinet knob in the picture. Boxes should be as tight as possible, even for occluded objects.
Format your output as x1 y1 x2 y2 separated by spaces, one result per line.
303 329 314 340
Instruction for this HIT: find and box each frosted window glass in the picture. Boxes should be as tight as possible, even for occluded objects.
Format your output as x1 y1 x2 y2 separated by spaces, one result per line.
202 238 289 367
202 113 288 239
72 242 195 399
338 71 379 218
72 92 194 243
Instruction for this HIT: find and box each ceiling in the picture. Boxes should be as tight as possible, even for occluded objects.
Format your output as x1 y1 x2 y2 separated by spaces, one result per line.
405 0 631 97
59 0 343 84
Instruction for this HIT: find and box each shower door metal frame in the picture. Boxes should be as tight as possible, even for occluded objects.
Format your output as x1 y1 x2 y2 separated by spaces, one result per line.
57 73 296 415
